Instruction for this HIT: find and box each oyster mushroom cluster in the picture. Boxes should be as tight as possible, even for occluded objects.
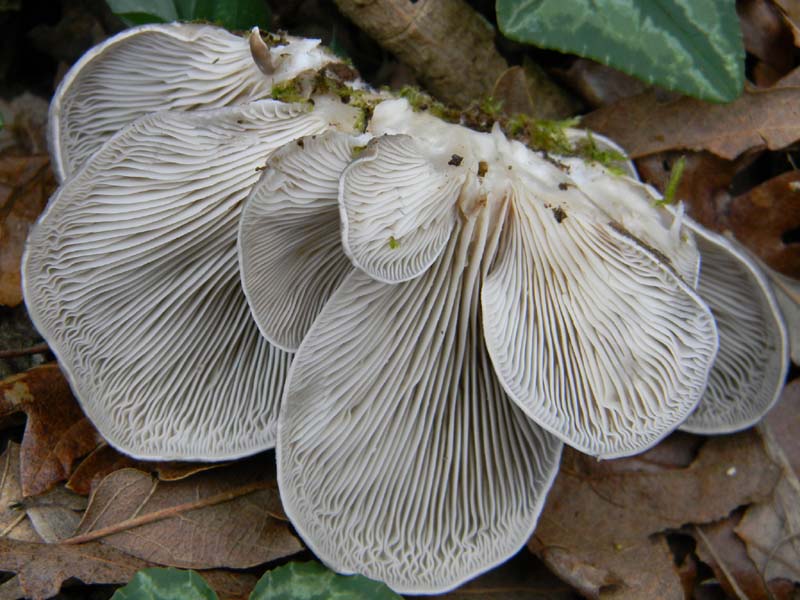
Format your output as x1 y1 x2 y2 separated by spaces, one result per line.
23 23 789 594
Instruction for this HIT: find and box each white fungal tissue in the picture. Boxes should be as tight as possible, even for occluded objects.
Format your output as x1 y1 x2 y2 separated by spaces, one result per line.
23 23 789 595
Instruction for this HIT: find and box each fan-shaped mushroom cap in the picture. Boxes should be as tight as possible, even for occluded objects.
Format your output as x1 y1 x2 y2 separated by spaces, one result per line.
563 129 789 434
339 134 465 283
679 224 788 433
24 98 361 460
238 130 369 351
49 23 338 180
278 207 563 594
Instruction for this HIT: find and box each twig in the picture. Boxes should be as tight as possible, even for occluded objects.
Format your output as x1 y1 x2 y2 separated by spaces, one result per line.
0 343 50 359
60 481 274 545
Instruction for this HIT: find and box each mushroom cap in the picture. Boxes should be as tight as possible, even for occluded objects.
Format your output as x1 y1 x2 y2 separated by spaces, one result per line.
679 222 789 433
339 134 465 283
49 23 337 181
24 99 357 460
564 128 789 434
238 130 369 351
277 209 563 593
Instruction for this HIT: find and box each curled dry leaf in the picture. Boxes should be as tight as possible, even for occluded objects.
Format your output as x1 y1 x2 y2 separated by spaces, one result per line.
0 364 103 496
70 456 302 570
773 0 800 45
0 154 56 307
582 85 800 160
530 431 781 599
736 379 800 586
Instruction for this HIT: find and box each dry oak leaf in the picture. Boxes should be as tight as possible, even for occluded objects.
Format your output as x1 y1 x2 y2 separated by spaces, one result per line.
0 537 153 599
68 456 302 570
0 536 257 600
530 431 781 600
736 379 800 585
0 364 103 496
0 154 56 307
582 85 800 160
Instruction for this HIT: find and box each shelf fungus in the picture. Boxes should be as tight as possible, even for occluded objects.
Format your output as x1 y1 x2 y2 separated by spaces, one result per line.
24 22 789 596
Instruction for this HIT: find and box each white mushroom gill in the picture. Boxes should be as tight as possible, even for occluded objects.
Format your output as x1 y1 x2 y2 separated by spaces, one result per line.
49 23 337 181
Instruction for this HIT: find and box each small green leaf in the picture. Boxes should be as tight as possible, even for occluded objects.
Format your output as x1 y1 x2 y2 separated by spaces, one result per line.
496 0 744 103
658 155 687 206
249 562 402 600
111 568 218 600
202 0 269 30
106 0 270 30
106 0 177 24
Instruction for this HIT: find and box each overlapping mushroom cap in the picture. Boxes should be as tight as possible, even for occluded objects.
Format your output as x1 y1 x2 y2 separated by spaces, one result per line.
24 24 361 459
24 22 790 595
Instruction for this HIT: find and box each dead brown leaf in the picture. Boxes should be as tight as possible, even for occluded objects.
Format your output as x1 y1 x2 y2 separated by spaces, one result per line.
773 0 800 45
0 537 153 599
582 85 800 160
202 570 259 600
66 443 224 496
738 0 796 86
491 62 579 120
634 151 741 231
694 513 796 600
69 456 302 569
0 442 43 542
419 550 577 600
0 441 87 544
0 364 103 496
0 154 56 307
727 170 800 278
558 58 647 109
529 431 780 599
736 379 800 585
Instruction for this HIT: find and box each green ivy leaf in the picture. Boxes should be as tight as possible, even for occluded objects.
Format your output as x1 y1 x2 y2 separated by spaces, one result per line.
106 0 177 24
249 562 402 600
111 568 218 600
496 0 744 103
106 0 270 30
